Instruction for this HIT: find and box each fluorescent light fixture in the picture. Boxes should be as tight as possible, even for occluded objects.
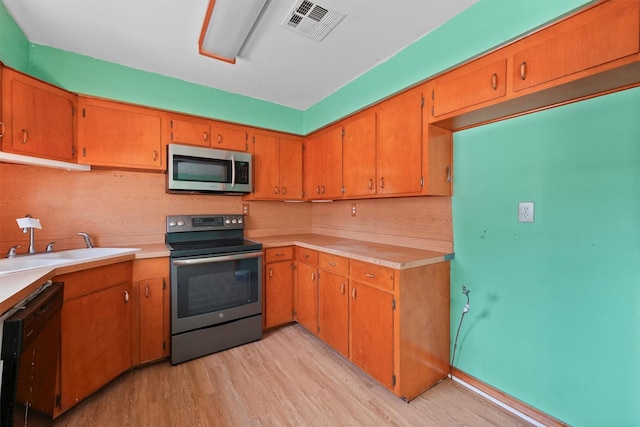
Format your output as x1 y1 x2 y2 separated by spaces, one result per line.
0 151 90 171
199 0 268 64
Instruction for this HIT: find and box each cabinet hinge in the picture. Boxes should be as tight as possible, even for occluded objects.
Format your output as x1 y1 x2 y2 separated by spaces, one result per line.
431 105 434 116
341 186 346 194
72 146 76 156
82 108 86 118
170 132 174 141
55 394 61 408
431 89 434 100
341 128 345 137
421 95 424 108
392 374 397 386
71 106 76 116
162 278 166 290
392 299 396 310
170 120 174 129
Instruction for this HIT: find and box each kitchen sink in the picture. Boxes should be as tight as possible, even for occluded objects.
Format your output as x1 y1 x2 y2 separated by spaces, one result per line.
0 248 140 275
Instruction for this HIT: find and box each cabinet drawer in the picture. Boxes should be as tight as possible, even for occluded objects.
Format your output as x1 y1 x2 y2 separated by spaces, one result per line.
296 247 318 265
56 261 133 301
265 246 293 263
350 260 394 292
319 252 349 277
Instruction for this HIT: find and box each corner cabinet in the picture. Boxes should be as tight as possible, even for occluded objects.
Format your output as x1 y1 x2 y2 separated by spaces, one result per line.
0 67 77 162
252 132 303 200
53 262 133 416
77 97 164 170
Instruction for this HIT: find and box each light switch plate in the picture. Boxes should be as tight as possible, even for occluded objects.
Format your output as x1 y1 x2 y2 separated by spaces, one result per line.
518 202 534 223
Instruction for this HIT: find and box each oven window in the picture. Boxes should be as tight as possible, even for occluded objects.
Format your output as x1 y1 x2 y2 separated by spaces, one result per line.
173 155 230 183
175 257 259 318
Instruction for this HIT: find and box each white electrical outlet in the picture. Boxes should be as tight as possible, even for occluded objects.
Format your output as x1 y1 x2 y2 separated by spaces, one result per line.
518 202 534 223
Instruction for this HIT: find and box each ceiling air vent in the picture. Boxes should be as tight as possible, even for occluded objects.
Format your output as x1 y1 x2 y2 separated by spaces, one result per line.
282 0 346 41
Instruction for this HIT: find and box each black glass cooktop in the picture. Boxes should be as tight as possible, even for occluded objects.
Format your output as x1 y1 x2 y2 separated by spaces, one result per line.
168 238 262 258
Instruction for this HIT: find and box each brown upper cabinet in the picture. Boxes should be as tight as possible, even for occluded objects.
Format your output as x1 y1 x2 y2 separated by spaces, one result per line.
512 0 639 93
252 132 303 200
78 97 164 170
429 0 640 130
431 55 508 118
304 124 343 200
1 68 77 162
166 114 210 147
342 108 377 198
211 122 250 152
376 85 423 196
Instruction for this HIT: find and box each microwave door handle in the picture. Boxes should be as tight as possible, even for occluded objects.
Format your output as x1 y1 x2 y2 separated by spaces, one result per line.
172 252 262 266
231 155 236 188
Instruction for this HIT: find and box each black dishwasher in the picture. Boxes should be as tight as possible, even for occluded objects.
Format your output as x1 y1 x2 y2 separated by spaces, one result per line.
1 281 63 427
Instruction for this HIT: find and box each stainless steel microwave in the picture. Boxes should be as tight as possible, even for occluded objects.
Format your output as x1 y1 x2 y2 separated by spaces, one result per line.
166 144 252 194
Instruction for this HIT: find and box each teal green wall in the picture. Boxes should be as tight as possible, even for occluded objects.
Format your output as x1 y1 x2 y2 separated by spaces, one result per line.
451 87 640 426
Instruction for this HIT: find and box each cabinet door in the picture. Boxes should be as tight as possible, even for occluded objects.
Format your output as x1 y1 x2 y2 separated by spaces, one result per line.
138 277 166 364
211 122 250 152
342 109 377 198
303 134 323 199
279 137 304 200
265 261 294 328
253 133 280 199
78 98 163 170
432 58 507 117
376 87 423 196
1 68 76 161
320 126 343 199
350 282 394 389
168 116 210 147
513 1 640 93
318 270 349 357
60 282 131 411
295 262 318 334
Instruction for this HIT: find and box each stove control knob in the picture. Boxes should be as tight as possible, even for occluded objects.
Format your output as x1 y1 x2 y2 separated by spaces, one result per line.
232 218 238 224
225 219 231 225
238 218 243 224
169 220 177 227
177 220 185 226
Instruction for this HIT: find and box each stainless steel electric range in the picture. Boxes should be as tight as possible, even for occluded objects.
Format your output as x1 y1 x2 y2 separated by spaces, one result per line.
166 214 263 365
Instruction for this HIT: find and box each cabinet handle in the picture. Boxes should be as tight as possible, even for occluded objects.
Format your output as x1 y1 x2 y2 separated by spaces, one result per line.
0 121 5 138
145 285 150 298
311 272 316 281
446 165 451 183
352 287 357 299
303 254 310 258
274 186 279 195
217 134 222 144
329 261 337 267
124 290 129 303
368 178 374 190
152 150 158 161
204 132 208 142
520 62 527 80
316 185 321 195
321 185 325 194
275 252 284 257
379 177 385 189
269 268 273 278
82 147 87 157
21 129 28 144
282 187 287 195
491 73 498 90
365 273 376 279
340 283 345 295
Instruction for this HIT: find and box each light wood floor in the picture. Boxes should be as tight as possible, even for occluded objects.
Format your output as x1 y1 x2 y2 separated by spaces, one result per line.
53 324 531 426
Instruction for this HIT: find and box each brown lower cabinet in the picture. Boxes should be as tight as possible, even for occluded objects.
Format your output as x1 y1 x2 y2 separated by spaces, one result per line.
53 261 133 416
263 247 295 329
270 246 450 401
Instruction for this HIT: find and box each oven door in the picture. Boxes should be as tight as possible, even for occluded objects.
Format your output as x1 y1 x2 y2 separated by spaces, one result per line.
170 251 262 335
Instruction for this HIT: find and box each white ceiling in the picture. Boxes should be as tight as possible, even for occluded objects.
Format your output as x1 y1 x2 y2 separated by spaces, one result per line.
3 0 477 110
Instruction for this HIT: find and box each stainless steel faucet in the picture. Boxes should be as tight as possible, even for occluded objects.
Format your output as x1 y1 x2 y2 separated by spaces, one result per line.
22 214 37 254
78 232 94 248
6 245 20 258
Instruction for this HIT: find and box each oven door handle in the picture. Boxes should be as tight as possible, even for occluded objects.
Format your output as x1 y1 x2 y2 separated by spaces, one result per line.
231 155 236 188
172 251 262 266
